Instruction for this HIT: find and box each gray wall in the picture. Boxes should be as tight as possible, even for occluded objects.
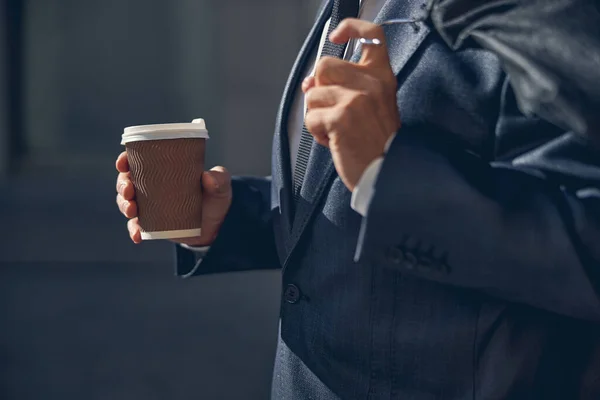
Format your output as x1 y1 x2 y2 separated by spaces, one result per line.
22 0 218 172
20 0 317 176
1 0 320 398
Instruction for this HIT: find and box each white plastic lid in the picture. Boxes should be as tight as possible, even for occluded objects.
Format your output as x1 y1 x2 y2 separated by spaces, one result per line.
121 118 209 144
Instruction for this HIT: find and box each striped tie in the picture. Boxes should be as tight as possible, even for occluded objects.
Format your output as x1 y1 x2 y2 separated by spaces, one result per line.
293 0 360 204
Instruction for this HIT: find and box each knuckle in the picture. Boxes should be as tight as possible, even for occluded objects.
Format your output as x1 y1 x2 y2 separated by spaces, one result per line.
331 107 347 128
117 173 129 191
119 202 126 216
128 217 138 231
373 78 386 96
362 74 384 95
128 182 137 198
305 88 315 106
319 56 336 70
128 200 137 215
304 111 318 131
315 57 335 79
348 91 369 109
122 200 132 216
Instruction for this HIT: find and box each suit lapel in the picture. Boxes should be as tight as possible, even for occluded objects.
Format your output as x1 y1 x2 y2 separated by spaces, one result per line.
272 1 332 236
374 0 431 77
285 0 431 268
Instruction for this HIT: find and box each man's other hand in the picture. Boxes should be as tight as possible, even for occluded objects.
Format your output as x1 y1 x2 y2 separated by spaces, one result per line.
115 151 232 246
304 18 400 191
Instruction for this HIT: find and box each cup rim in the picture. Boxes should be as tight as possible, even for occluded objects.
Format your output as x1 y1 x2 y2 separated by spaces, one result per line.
121 119 209 144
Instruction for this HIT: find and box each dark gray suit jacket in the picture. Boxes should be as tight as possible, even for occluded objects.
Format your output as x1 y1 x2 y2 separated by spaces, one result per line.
176 0 600 398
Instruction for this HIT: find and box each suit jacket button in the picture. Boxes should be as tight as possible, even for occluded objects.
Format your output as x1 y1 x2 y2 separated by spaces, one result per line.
284 284 301 304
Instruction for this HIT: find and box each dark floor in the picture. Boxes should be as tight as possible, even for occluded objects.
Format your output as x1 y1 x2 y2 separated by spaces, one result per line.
0 173 281 400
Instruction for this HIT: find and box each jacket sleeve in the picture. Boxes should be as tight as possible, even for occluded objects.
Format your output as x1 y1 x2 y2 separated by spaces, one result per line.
175 176 280 278
355 87 600 322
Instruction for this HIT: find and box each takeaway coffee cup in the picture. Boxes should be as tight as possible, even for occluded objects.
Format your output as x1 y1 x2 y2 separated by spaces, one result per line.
121 119 209 240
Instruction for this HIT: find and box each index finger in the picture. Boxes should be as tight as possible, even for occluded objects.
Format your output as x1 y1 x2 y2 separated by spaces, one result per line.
116 151 129 173
329 18 390 67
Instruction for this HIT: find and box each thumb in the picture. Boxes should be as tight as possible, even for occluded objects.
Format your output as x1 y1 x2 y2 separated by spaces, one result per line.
202 166 231 197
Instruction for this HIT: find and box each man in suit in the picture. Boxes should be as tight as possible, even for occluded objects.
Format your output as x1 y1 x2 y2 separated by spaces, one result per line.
115 0 600 398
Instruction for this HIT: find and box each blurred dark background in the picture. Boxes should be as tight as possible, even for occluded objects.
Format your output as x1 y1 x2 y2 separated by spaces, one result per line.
0 1 320 398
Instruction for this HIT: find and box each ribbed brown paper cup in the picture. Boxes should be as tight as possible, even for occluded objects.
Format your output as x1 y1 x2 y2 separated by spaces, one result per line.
121 119 209 240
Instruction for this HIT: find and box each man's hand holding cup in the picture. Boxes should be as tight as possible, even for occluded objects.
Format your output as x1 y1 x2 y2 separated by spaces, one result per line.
115 120 231 247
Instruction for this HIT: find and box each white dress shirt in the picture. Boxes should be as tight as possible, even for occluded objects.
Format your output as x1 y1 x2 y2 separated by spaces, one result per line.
182 0 389 254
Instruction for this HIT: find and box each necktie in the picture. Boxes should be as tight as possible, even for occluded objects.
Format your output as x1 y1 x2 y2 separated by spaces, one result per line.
293 0 360 203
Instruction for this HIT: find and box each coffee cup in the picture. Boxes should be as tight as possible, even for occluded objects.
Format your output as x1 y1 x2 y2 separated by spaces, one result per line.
121 119 209 240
